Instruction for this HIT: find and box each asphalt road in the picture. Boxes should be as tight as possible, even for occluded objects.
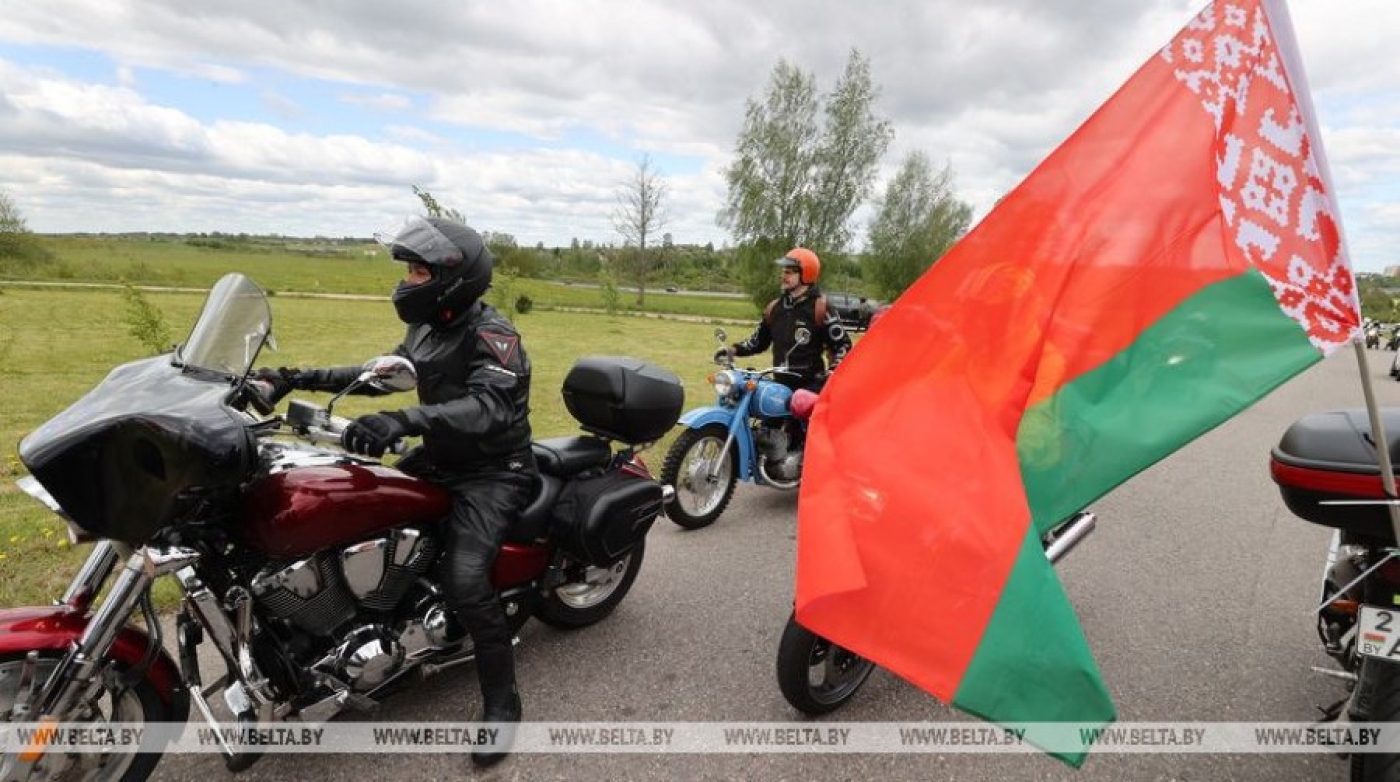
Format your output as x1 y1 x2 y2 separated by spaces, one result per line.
146 347 1400 782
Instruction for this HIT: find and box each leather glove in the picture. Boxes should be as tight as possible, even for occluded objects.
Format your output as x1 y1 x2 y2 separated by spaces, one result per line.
713 346 735 364
253 367 300 404
342 411 413 457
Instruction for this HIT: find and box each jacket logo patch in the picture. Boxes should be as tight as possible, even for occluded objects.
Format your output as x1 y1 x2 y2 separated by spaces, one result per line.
479 330 519 365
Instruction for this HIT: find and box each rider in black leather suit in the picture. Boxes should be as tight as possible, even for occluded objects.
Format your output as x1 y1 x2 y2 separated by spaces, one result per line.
257 216 533 767
722 247 852 392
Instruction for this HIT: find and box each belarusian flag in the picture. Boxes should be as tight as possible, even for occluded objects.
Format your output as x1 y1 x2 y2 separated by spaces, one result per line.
795 0 1360 765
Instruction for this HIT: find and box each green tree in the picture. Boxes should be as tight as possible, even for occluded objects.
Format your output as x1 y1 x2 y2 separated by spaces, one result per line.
613 154 668 306
719 50 893 309
865 151 973 300
0 190 54 273
120 283 172 355
597 259 622 315
1360 282 1398 323
412 185 466 223
0 190 24 234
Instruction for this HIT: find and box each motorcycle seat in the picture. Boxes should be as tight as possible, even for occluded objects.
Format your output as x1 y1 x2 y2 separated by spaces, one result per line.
511 474 562 542
531 436 612 477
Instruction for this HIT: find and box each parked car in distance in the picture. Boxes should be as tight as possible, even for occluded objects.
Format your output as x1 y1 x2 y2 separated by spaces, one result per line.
824 292 878 331
868 303 893 330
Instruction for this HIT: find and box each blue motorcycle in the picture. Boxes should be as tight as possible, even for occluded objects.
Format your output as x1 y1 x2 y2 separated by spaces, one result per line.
661 327 816 529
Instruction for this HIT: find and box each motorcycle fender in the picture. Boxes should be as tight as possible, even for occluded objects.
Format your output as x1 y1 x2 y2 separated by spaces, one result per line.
675 406 755 481
676 405 735 430
0 605 185 708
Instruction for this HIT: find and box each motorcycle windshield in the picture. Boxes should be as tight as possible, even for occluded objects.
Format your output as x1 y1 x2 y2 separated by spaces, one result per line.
18 275 265 544
177 273 273 377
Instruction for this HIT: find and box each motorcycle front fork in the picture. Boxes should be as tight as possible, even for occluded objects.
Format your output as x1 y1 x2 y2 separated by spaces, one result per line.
19 542 199 723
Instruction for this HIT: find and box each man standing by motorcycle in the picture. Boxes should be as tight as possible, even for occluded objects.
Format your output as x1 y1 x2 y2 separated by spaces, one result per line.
718 248 853 393
256 215 534 768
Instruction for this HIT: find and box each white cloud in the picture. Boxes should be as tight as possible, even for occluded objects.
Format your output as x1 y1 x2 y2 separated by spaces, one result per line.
341 92 413 112
0 0 1394 270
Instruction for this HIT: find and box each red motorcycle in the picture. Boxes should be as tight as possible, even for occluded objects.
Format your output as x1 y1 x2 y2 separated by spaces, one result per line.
0 273 683 782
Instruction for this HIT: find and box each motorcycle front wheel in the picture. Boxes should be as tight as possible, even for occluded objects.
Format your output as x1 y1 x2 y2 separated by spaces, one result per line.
535 540 647 629
775 611 875 715
661 423 738 530
0 651 174 782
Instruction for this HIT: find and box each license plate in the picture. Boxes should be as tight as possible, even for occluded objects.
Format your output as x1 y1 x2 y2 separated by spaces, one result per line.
1358 605 1400 659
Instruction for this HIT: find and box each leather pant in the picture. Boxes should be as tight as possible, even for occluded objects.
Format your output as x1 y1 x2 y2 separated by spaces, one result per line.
436 467 535 709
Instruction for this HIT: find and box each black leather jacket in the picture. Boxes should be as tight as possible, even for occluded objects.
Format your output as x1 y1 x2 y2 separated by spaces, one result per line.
301 301 533 473
733 286 852 387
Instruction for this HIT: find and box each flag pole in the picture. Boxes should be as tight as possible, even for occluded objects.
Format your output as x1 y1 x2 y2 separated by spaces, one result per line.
1352 341 1400 542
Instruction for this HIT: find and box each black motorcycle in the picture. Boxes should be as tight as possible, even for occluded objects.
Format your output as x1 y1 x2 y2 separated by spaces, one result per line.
775 510 1098 714
1272 407 1400 782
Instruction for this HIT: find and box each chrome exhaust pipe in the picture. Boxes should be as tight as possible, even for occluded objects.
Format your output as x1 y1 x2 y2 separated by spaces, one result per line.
1045 511 1096 564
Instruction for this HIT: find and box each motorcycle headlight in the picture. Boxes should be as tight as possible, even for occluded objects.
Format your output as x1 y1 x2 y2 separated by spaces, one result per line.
712 370 738 399
17 475 92 544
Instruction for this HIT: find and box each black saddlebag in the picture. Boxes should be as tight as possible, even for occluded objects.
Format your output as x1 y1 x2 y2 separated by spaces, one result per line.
1271 408 1400 541
551 469 663 565
561 356 684 443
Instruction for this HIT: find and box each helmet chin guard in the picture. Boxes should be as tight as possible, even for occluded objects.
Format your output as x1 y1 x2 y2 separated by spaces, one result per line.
382 216 494 325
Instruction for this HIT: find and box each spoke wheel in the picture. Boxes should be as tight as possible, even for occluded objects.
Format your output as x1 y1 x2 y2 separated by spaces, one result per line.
0 651 173 782
661 424 738 530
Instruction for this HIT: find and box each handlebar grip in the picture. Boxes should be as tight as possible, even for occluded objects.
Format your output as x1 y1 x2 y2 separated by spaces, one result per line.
306 423 408 456
305 428 345 448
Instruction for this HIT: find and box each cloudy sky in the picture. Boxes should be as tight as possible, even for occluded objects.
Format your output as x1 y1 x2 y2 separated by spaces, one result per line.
0 0 1395 271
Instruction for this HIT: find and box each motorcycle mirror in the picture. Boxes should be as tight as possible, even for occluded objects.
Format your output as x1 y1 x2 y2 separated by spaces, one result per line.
781 327 812 368
326 356 417 417
361 355 417 393
714 327 728 344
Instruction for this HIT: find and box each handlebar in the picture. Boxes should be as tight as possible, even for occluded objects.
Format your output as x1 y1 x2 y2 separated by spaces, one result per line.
302 414 408 456
258 401 408 456
715 358 803 382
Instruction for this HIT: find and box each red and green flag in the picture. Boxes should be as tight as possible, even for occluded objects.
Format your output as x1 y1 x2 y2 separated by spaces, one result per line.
795 0 1360 765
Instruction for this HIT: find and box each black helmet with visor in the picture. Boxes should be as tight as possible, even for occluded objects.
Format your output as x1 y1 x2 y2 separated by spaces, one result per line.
376 216 494 326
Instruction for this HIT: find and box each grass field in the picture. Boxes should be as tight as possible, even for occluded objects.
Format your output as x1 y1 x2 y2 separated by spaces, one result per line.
3 234 762 320
0 240 772 608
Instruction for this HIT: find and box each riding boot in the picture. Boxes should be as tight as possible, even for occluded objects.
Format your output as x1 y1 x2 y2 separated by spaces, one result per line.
471 640 522 767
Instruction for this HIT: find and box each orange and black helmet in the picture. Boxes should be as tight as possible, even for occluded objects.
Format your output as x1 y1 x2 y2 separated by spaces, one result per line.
775 247 821 285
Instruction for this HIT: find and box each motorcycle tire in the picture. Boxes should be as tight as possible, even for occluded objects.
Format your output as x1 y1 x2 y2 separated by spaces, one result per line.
0 650 175 782
535 540 646 630
1352 657 1400 782
661 423 739 530
775 611 875 715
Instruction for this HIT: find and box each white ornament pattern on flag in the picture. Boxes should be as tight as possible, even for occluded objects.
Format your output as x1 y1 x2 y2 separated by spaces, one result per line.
1161 0 1357 354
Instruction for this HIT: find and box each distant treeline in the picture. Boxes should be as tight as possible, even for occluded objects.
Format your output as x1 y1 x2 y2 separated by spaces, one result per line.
33 232 875 298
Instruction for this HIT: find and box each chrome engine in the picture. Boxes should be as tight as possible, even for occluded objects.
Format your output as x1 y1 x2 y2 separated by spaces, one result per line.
250 528 466 692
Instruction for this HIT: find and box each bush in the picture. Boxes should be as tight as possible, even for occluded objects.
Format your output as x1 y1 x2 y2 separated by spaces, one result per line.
515 294 534 315
596 263 622 314
0 234 55 276
120 283 172 355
